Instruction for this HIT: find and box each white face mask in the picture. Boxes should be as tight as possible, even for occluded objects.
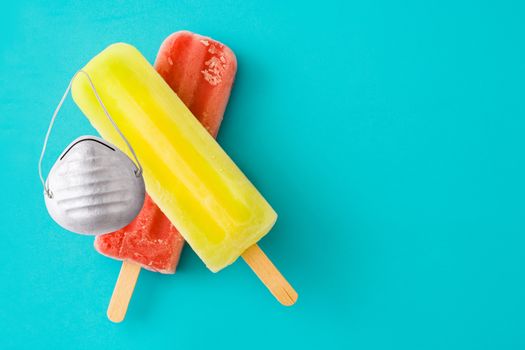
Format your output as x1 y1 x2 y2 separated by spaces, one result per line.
39 70 145 235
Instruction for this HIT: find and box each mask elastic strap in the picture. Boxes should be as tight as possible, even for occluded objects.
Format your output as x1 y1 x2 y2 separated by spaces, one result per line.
38 70 143 198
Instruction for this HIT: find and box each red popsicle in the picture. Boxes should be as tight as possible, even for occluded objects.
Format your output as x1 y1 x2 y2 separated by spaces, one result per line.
94 195 184 273
94 31 237 321
155 31 237 138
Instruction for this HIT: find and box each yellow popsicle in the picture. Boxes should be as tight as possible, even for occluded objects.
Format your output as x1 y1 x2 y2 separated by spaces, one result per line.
71 43 277 272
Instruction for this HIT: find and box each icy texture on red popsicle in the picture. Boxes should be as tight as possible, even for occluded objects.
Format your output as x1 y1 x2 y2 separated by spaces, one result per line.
155 31 237 137
95 195 184 273
94 31 237 273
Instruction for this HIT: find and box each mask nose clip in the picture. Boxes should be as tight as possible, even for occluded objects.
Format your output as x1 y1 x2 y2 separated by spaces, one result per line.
44 187 53 199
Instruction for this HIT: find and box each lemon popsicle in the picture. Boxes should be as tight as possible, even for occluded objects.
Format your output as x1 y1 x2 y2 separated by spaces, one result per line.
95 32 237 274
71 43 274 272
72 43 296 305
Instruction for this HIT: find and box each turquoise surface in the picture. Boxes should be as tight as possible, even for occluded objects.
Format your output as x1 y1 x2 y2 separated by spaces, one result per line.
1 1 524 349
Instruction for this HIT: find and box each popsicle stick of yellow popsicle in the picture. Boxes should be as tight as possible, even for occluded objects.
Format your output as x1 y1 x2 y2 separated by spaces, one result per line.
242 244 298 306
72 43 298 310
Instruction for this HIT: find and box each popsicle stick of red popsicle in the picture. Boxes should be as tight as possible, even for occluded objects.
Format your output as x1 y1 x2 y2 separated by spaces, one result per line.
104 31 237 322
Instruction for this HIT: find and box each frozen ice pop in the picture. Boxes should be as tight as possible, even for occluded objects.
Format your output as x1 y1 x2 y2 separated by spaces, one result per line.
72 43 274 272
72 42 297 305
94 31 236 274
155 31 236 138
95 194 184 273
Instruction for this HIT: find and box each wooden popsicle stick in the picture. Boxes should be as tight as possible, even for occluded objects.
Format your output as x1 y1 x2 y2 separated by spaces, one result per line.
107 261 141 323
242 244 298 306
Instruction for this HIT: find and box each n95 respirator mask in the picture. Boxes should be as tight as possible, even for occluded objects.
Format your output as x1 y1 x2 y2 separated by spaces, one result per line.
38 70 145 235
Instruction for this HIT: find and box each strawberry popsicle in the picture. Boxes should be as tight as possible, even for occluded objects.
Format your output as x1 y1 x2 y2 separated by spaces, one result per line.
94 31 237 274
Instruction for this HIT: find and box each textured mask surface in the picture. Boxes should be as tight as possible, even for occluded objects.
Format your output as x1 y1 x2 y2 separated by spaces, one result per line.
45 136 145 235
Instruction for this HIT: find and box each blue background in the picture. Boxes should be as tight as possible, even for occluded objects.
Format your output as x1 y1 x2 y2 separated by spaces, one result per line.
1 1 524 349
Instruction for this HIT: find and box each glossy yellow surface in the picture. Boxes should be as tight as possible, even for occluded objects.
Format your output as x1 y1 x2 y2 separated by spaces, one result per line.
71 43 277 272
